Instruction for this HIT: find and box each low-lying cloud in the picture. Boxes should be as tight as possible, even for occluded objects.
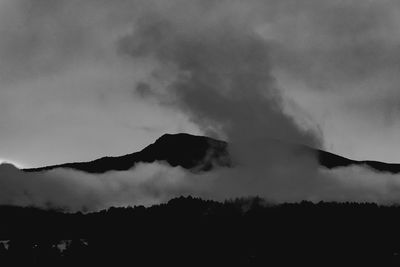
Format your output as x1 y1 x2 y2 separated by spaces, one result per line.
3 158 400 212
0 162 192 211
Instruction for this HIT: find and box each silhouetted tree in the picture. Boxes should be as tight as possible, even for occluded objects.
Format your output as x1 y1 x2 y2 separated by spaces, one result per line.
1 197 400 266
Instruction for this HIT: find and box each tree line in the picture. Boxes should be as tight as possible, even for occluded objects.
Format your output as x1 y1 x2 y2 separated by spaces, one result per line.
1 196 400 266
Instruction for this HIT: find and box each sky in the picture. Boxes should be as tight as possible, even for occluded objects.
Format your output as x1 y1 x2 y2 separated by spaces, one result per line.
2 0 400 210
1 0 400 168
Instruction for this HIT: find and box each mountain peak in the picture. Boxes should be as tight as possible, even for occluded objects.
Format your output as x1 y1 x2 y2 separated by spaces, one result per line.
154 133 222 145
140 133 230 170
24 133 230 173
23 133 400 174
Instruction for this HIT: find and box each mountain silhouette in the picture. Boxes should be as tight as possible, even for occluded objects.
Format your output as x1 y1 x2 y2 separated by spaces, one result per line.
317 149 400 173
24 133 400 174
24 133 230 173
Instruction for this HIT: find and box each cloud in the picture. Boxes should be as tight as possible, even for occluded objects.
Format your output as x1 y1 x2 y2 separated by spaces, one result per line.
321 165 400 204
0 162 195 211
114 0 328 206
2 0 400 164
2 0 400 210
118 0 322 149
0 0 325 211
0 0 202 167
4 157 400 212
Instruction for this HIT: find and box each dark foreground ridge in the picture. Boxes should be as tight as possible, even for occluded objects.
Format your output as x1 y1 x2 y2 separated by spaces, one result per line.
1 196 400 266
24 133 400 173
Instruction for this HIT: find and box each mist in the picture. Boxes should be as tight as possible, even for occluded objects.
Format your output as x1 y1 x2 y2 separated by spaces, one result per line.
0 162 194 211
3 157 400 212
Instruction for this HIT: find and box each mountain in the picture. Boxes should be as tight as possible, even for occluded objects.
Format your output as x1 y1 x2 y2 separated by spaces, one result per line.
24 133 400 174
317 149 400 173
24 133 230 173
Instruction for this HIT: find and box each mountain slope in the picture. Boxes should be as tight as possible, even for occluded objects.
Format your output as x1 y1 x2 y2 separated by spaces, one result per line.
317 149 400 173
24 133 230 173
24 133 400 174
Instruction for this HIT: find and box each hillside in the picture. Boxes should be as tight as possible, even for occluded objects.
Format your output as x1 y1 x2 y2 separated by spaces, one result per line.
24 133 400 174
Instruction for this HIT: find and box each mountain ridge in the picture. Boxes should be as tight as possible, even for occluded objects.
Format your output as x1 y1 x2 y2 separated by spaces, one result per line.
23 133 400 174
23 133 230 173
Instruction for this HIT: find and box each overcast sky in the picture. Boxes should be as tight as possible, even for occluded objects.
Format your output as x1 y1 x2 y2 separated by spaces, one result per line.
1 0 400 168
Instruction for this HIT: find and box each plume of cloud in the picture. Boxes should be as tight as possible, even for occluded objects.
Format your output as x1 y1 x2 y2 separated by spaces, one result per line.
118 0 322 149
113 0 327 204
112 0 400 207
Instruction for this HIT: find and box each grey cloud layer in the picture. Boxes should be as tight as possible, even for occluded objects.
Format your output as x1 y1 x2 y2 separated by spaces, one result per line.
0 162 194 211
2 0 400 163
2 161 400 212
266 0 400 86
1 0 400 209
0 0 202 167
